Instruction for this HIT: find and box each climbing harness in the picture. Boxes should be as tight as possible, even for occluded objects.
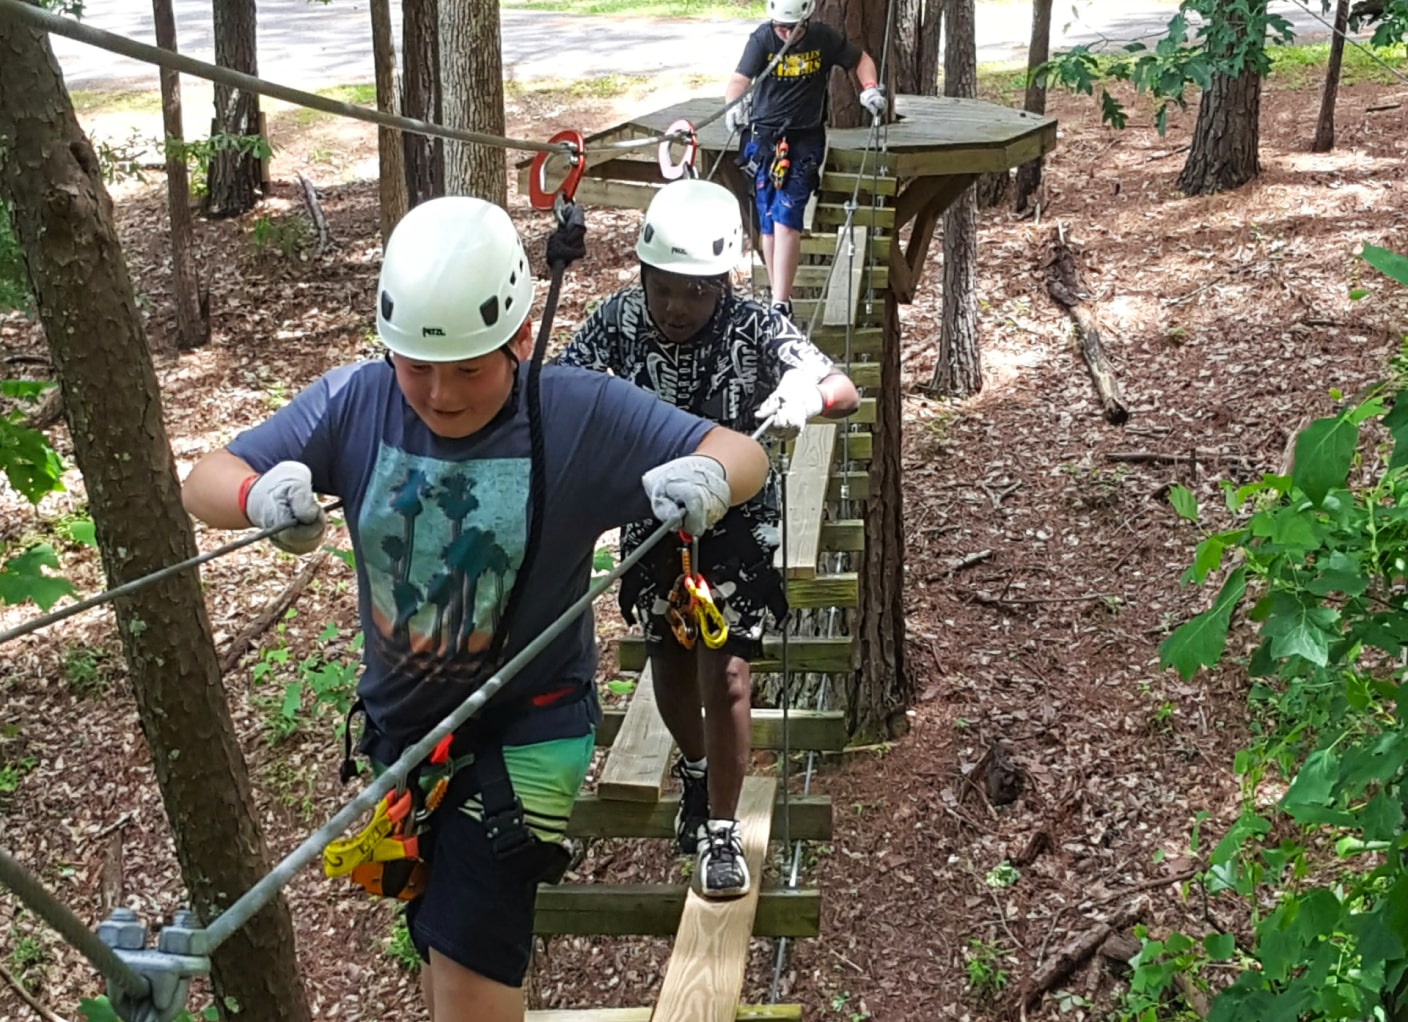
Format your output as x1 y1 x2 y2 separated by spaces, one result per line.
664 533 729 650
768 138 792 190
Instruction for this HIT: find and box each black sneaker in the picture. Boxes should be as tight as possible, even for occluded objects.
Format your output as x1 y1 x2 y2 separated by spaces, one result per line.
770 299 794 321
672 757 710 856
699 819 750 898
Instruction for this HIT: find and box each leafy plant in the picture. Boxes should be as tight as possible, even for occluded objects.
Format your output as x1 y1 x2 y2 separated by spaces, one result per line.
62 643 115 699
983 860 1020 889
1 380 64 502
0 198 30 312
0 544 75 611
1151 247 1408 1020
964 938 1010 997
252 615 362 741
164 132 272 198
384 914 420 972
0 755 37 795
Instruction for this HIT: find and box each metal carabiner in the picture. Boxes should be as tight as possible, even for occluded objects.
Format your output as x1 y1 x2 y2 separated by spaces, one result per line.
683 575 729 650
658 118 699 181
528 129 586 211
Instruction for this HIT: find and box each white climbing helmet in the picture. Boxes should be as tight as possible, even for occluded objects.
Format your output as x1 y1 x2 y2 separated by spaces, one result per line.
766 0 814 23
636 179 743 278
376 196 534 362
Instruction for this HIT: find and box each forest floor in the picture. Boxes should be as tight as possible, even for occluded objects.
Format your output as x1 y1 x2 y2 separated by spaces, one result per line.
3 59 1408 1022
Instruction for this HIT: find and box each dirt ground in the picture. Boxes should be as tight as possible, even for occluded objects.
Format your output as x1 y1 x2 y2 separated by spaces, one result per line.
3 65 1408 1022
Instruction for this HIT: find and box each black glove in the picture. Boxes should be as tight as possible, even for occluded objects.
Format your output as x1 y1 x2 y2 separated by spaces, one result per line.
546 200 587 269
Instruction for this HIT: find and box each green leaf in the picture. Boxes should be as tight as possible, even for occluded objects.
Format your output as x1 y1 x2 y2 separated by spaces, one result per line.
1168 483 1198 522
1259 594 1338 666
1281 748 1339 818
0 544 75 610
78 998 122 1022
64 518 97 547
1291 415 1357 504
1349 287 1369 301
1360 790 1405 843
592 547 615 572
1385 397 1408 471
1306 551 1366 597
0 416 65 503
1362 243 1408 288
1159 568 1246 680
606 679 635 696
1204 931 1236 961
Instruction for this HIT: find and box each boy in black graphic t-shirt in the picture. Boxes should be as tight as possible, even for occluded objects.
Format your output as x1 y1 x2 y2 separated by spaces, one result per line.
723 0 884 314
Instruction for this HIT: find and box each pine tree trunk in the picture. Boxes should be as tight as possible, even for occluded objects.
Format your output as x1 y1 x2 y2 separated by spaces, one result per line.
0 23 310 1022
933 0 982 395
371 0 409 238
208 0 262 217
440 0 508 205
1015 0 1053 211
1176 4 1264 200
893 0 942 95
153 0 207 352
403 0 444 208
919 0 942 95
817 0 887 128
1313 0 1351 152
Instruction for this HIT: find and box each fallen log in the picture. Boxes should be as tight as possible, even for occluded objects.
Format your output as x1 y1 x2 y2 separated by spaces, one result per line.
297 173 331 256
219 551 327 674
1011 897 1147 1012
1045 224 1130 425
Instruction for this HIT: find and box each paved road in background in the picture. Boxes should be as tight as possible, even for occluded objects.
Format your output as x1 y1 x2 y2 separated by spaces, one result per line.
49 0 1348 91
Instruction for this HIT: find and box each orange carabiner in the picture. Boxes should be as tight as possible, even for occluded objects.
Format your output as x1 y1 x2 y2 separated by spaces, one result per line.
528 130 586 211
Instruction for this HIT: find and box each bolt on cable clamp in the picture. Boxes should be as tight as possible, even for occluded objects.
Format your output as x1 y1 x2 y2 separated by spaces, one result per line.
98 908 210 1022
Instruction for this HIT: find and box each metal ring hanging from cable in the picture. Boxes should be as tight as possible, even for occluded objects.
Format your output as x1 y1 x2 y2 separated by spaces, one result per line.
527 129 587 216
658 119 700 181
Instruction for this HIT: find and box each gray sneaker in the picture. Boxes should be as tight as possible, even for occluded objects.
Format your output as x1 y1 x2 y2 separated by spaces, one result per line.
698 818 750 898
672 757 710 856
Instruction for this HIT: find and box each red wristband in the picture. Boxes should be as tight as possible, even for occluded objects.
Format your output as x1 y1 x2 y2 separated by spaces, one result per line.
237 473 261 520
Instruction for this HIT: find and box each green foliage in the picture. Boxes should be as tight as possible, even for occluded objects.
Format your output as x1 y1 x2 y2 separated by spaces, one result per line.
0 544 75 611
248 215 311 260
0 755 37 795
384 914 420 972
963 938 1010 997
983 860 1020 889
62 643 115 699
165 132 273 198
1149 247 1408 1020
1115 926 1216 1021
79 997 220 1022
1043 1 1298 133
1 381 64 502
0 198 29 313
251 613 363 741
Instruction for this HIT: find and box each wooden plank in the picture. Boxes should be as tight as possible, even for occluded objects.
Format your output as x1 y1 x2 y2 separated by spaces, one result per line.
836 432 872 463
566 177 660 211
808 396 875 425
566 793 831 841
595 709 847 752
750 262 888 292
788 571 858 608
809 325 882 358
813 203 894 231
795 299 880 331
528 1007 801 1021
652 775 777 1022
819 171 897 196
619 636 855 674
835 360 879 389
775 423 836 581
826 470 871 502
597 664 673 803
821 519 865 552
800 233 889 261
534 885 819 938
823 224 869 327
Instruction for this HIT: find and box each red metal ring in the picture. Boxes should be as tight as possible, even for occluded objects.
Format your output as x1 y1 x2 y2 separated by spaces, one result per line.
657 119 698 181
528 130 586 211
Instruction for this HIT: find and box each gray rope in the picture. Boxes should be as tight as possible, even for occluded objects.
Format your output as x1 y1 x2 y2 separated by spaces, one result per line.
0 501 344 649
0 847 148 1003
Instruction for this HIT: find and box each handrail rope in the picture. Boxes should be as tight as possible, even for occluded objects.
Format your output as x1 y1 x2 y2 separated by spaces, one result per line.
0 501 344 648
0 847 149 1003
1283 0 1408 85
0 0 798 161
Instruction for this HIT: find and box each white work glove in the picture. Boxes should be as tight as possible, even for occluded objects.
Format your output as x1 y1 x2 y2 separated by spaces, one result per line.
859 84 886 118
756 369 826 438
243 461 327 554
642 455 732 537
724 98 748 135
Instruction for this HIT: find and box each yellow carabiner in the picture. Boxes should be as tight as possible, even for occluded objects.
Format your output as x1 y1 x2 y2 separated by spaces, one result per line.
684 575 729 650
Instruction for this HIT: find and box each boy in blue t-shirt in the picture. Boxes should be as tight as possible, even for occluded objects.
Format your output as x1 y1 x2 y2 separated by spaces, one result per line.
180 197 769 1022
723 0 885 314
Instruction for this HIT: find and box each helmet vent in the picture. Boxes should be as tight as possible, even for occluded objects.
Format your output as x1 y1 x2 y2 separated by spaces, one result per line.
712 238 725 256
380 290 395 321
479 296 500 327
642 223 655 243
509 269 517 286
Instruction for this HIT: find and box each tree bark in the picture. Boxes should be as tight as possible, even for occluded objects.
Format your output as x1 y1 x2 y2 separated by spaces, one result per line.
208 0 263 217
932 0 982 395
403 0 444 208
370 0 409 239
0 23 310 1022
1313 0 1352 152
153 0 208 353
1176 0 1265 196
817 0 888 128
1015 0 1054 211
918 0 942 95
440 0 508 205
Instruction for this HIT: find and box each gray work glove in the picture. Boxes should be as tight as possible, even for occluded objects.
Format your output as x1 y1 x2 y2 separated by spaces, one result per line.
756 369 826 438
724 98 749 135
243 461 327 554
859 85 886 118
642 455 731 537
